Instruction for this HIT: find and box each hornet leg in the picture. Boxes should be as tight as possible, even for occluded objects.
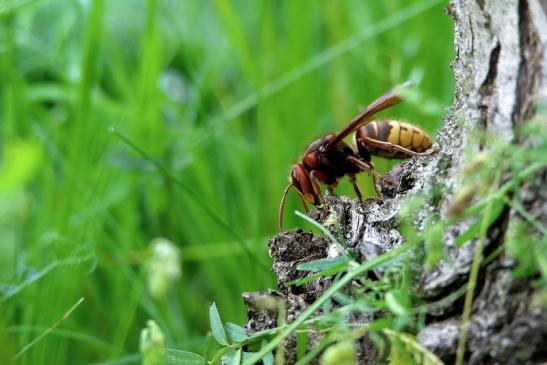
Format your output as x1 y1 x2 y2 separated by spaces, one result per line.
347 155 382 196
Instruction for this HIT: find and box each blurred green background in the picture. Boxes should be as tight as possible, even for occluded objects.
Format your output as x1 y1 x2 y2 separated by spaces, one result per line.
0 0 453 363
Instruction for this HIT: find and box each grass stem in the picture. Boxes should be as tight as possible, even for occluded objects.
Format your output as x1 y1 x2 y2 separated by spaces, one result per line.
455 171 502 365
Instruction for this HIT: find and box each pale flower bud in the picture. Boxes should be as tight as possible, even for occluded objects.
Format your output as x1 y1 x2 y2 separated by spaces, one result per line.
147 238 181 300
140 320 166 365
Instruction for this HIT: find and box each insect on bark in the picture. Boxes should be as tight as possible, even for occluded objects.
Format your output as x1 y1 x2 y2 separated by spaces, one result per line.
279 82 436 231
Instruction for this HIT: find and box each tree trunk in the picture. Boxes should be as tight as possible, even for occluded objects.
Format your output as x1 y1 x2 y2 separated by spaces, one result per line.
245 1 547 364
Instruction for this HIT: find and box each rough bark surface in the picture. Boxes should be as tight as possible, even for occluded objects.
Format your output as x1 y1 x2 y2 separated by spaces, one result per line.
244 0 547 364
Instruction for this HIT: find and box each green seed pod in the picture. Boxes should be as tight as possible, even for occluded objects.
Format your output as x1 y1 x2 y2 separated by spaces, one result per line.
242 291 285 312
321 340 357 365
463 152 491 178
446 183 477 218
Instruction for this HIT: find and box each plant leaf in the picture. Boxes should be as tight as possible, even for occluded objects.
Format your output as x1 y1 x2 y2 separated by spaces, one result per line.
261 340 274 365
233 349 242 365
225 322 249 343
296 330 308 360
297 256 349 271
209 303 228 345
284 264 347 287
166 349 205 365
385 290 410 318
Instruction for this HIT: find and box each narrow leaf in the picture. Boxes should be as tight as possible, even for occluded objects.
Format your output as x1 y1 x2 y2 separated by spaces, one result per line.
366 318 395 332
294 210 340 245
296 330 308 360
284 264 347 287
297 256 349 271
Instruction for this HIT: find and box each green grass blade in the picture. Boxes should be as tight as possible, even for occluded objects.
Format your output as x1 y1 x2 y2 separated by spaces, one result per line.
110 128 269 271
13 298 85 360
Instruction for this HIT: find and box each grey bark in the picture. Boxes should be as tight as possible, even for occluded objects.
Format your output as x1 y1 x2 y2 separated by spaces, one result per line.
244 0 547 364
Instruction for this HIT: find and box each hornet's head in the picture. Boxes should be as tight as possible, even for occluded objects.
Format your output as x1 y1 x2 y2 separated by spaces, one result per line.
278 163 321 231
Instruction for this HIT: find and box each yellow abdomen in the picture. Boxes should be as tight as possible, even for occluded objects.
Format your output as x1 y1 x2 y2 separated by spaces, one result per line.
355 120 432 159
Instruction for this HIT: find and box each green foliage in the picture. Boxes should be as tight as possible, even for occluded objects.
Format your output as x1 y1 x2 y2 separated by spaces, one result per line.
0 140 43 191
1 0 454 363
423 218 444 270
385 289 411 319
506 222 539 278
